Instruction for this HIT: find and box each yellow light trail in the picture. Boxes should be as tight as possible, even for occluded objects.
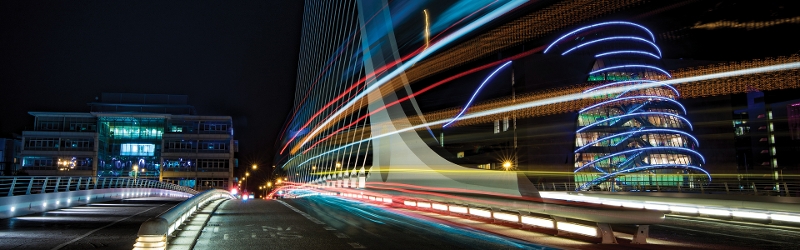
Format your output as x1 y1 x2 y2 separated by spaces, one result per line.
282 62 800 169
424 9 430 49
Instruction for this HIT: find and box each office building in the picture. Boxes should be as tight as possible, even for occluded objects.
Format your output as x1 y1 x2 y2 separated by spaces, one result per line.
20 93 237 190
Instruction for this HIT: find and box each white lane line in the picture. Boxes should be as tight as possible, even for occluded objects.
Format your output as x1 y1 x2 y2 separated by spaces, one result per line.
50 202 169 250
334 232 349 238
276 200 325 225
348 242 366 249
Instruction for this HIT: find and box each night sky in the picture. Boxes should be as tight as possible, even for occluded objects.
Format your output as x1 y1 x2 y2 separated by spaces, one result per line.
0 1 305 169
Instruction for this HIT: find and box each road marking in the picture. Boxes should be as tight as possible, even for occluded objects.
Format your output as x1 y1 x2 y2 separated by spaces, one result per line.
324 226 336 231
224 234 229 240
334 232 349 238
50 202 169 250
277 200 326 225
348 242 366 248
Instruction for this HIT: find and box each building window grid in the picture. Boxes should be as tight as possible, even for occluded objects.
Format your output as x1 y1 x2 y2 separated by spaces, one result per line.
25 138 60 151
199 141 227 152
197 159 228 171
165 140 197 152
61 138 94 151
201 123 229 134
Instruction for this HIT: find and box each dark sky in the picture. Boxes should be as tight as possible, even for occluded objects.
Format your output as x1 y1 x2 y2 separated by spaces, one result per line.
0 1 305 168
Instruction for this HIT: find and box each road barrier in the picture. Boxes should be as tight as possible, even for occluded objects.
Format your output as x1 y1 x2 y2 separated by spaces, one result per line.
0 176 197 218
133 189 233 250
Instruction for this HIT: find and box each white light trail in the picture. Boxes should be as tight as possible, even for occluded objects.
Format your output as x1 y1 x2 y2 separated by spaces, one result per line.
283 62 800 169
296 0 529 151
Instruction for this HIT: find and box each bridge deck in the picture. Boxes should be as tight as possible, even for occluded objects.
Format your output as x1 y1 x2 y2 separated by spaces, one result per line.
0 196 183 250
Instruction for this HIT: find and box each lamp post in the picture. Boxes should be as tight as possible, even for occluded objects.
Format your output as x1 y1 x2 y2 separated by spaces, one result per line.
245 172 250 190
133 165 139 181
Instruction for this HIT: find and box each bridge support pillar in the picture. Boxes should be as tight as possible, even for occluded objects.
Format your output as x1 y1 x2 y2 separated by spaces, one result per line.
596 223 617 244
632 225 649 244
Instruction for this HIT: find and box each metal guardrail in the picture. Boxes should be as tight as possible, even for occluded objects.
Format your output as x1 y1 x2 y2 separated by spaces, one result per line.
134 189 233 250
539 180 798 197
0 176 197 196
329 189 661 244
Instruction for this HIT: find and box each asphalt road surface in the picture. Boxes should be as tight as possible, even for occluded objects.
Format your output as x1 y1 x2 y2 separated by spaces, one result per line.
193 196 556 250
195 195 800 250
0 196 184 250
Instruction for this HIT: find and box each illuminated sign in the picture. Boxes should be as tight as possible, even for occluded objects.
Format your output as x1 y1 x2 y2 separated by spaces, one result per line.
120 143 155 156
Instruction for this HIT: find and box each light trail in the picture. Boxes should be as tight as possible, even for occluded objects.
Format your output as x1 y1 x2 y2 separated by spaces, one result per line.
589 64 672 77
595 50 661 59
544 21 656 54
444 61 512 127
281 0 507 154
281 61 800 170
574 128 700 153
301 45 542 153
278 2 392 142
292 0 529 154
561 36 662 56
424 9 430 49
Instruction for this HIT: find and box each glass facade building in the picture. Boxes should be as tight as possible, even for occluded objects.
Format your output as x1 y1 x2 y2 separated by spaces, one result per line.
544 22 708 191
20 93 237 190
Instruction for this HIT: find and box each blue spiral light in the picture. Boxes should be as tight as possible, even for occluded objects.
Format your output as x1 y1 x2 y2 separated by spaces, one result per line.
546 22 709 191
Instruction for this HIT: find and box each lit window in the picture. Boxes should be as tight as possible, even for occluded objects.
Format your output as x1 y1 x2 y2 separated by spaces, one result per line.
494 120 500 134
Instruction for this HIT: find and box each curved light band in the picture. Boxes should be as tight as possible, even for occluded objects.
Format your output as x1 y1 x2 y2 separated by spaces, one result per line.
544 21 656 54
574 128 700 153
595 50 660 59
579 95 686 114
444 61 512 127
583 80 680 97
576 112 693 133
561 36 662 56
294 0 528 152
575 146 706 173
577 164 711 191
589 64 672 78
281 62 800 169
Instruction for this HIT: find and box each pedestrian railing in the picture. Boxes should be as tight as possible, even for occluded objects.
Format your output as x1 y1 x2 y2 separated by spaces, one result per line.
0 176 197 196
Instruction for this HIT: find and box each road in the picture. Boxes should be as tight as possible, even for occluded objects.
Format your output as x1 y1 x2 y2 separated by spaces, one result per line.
193 196 556 250
195 195 800 250
0 196 184 250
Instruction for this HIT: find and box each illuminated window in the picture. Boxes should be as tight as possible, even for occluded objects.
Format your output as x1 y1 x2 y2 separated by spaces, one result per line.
494 120 500 134
120 144 155 156
456 152 464 158
503 117 510 131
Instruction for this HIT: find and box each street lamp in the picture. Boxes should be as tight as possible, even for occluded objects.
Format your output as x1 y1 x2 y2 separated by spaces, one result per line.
252 164 258 170
502 161 512 171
